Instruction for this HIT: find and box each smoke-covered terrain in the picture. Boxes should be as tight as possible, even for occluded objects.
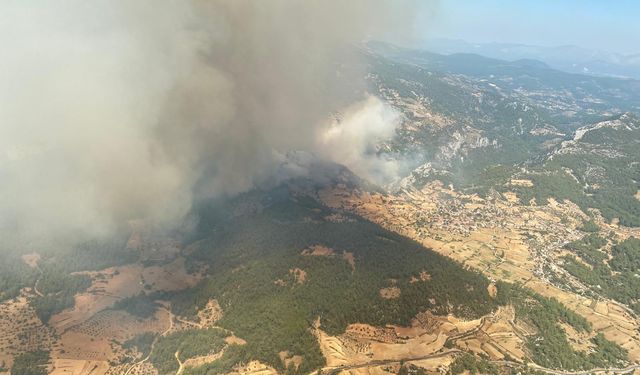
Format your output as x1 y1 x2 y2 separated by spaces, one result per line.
0 1 416 247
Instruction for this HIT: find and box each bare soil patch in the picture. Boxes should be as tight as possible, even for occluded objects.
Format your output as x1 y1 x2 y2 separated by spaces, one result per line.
560 322 596 353
315 314 466 369
379 287 401 300
342 251 356 272
225 335 247 346
197 299 223 327
301 245 335 257
487 283 497 298
279 351 303 370
509 179 534 187
50 257 199 334
21 252 41 268
301 246 355 272
50 358 109 375
227 360 278 375
182 350 226 371
289 268 307 284
57 330 113 361
409 271 431 284
66 309 168 344
346 324 400 344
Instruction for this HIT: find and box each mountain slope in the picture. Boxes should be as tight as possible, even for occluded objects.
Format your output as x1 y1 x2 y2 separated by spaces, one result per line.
166 178 496 374
512 113 640 226
364 43 640 226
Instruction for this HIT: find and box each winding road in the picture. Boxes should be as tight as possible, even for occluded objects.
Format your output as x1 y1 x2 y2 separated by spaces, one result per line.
323 350 640 375
321 313 640 375
123 307 173 375
175 350 184 375
32 263 44 297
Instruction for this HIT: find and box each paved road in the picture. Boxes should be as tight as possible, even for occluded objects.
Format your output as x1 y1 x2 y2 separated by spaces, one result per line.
495 360 640 375
443 315 491 347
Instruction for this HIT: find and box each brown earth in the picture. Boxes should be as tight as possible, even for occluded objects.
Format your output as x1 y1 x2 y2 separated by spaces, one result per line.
509 179 534 187
182 350 226 372
50 257 199 334
290 268 307 284
379 287 401 300
313 305 526 374
279 351 304 370
301 245 335 256
0 295 55 356
487 283 497 298
227 360 278 375
3 232 204 374
21 252 40 269
342 251 356 272
197 299 224 327
50 358 110 375
301 245 356 272
225 335 247 346
560 322 596 353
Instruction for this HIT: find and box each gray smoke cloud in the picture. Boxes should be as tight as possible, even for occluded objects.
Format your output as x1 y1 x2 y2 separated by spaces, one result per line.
0 0 424 246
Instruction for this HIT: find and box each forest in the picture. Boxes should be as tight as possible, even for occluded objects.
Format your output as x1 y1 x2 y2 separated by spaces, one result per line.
165 187 630 374
609 237 640 272
0 253 37 301
10 350 50 375
495 282 627 370
0 236 135 302
123 332 156 360
30 267 92 323
113 292 161 319
167 188 498 374
447 353 498 375
151 328 228 374
0 235 137 324
513 115 640 227
562 236 640 313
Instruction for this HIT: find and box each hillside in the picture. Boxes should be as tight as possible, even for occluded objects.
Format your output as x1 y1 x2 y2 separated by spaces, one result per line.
512 113 640 226
164 179 497 374
364 43 640 227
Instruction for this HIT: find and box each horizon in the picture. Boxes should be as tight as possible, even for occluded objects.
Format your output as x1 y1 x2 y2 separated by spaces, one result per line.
420 37 640 57
416 0 640 55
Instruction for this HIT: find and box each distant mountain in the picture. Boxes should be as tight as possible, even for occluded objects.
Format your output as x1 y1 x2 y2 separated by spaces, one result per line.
419 38 640 80
367 41 640 120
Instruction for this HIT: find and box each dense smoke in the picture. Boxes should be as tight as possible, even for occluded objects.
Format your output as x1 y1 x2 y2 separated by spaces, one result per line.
317 96 407 186
0 1 420 246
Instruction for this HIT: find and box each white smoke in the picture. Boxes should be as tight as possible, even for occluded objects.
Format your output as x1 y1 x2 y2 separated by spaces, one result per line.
317 96 407 186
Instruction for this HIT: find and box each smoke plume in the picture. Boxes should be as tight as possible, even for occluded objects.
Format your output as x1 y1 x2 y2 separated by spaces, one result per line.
0 1 418 246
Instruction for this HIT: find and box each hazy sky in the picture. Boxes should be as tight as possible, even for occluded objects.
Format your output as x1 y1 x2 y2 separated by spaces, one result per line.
419 0 640 54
